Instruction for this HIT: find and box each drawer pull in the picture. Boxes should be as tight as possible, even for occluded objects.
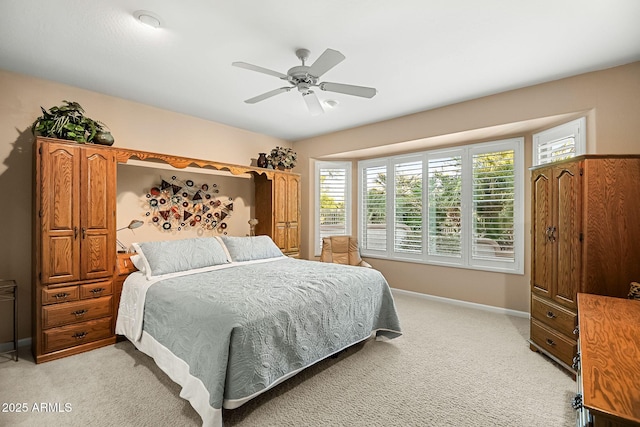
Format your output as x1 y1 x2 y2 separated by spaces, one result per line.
71 309 88 318
546 338 556 346
572 353 581 370
571 394 582 410
89 288 105 295
573 326 579 335
72 332 88 340
546 311 556 319
54 292 70 299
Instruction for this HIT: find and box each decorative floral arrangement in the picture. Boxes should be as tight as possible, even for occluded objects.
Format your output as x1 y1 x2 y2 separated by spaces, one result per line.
268 146 297 169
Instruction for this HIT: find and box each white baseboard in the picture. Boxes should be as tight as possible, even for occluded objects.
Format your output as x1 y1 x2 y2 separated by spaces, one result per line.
0 337 31 353
391 288 529 319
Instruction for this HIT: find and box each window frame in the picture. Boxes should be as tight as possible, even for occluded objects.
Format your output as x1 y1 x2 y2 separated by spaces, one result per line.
314 160 352 256
358 138 524 274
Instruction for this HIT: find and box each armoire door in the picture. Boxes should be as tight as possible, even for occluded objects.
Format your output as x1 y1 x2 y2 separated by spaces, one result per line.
40 143 81 284
553 162 582 309
531 167 553 297
80 147 115 280
272 173 289 252
285 174 300 254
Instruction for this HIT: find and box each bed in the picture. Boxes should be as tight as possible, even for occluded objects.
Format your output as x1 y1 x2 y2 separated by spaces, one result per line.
115 235 402 427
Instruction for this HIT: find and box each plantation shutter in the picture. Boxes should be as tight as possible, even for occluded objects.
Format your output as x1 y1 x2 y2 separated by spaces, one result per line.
315 161 352 255
318 166 348 241
535 136 576 165
361 164 387 252
533 117 585 166
472 150 515 261
427 156 462 257
394 160 422 254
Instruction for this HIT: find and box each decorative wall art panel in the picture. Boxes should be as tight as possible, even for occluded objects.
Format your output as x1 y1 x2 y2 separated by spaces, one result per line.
144 176 233 234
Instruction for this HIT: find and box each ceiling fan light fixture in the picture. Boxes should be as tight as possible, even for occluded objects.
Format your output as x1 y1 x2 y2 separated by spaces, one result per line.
232 47 376 115
134 10 162 29
323 99 339 108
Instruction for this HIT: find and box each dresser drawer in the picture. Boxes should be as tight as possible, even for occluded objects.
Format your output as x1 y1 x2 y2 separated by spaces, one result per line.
531 318 577 367
42 296 112 329
42 286 79 305
531 294 577 337
80 281 112 299
42 317 112 353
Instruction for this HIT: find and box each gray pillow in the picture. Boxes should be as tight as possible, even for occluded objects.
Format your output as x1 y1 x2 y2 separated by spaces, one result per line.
219 236 284 262
132 237 230 280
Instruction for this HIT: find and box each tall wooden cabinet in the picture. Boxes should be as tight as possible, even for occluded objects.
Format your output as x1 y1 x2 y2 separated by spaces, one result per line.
254 172 301 257
529 155 640 372
33 138 117 363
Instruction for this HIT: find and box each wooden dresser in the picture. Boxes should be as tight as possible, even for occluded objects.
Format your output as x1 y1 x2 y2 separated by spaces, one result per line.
33 138 117 363
574 293 640 426
529 156 640 373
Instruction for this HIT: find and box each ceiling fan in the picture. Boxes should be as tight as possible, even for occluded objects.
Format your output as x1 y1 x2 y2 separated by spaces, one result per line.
232 48 377 115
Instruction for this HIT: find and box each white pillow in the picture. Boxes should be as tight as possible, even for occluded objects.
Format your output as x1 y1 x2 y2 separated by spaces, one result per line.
129 254 146 274
132 237 230 280
218 235 284 262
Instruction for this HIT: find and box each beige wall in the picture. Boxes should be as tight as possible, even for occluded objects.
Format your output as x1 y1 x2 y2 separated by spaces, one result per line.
294 62 640 313
2 62 639 343
0 68 289 342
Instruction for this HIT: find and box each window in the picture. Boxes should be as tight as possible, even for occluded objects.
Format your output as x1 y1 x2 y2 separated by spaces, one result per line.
315 161 351 255
394 159 423 255
359 138 524 274
533 117 586 165
471 147 516 264
427 154 462 259
360 162 387 253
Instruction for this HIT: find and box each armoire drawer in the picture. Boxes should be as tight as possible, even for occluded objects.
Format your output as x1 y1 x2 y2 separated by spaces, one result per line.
531 318 577 367
79 280 112 299
42 286 79 305
42 296 112 329
531 294 577 337
42 317 112 353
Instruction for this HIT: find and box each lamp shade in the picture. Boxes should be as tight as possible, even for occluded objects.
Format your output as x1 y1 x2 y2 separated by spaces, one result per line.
117 220 144 232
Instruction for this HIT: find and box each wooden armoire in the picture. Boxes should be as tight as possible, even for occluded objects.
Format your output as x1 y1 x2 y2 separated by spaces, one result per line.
529 155 640 373
254 172 301 257
33 137 117 363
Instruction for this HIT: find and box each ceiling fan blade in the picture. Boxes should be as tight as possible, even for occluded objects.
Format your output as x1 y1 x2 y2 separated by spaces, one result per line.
307 49 345 78
302 91 324 116
245 87 291 104
232 62 288 79
319 82 377 98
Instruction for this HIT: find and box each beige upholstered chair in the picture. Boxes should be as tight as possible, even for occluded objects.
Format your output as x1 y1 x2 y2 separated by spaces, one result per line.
320 236 371 268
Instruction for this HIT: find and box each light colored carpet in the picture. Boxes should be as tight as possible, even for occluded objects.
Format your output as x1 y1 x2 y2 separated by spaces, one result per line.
0 292 576 427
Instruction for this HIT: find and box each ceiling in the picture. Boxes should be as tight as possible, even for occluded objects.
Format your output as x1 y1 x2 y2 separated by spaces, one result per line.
1 1 640 142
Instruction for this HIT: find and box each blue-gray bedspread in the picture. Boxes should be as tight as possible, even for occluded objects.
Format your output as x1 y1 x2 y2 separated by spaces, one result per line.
142 258 402 409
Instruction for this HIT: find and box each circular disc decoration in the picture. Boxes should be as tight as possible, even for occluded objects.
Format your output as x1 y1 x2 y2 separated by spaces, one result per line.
144 175 234 234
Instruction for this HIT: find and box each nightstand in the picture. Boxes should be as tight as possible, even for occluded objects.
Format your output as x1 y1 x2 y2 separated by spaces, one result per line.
0 279 18 361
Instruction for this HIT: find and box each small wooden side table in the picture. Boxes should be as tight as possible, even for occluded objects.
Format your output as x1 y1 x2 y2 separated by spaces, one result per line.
0 279 18 361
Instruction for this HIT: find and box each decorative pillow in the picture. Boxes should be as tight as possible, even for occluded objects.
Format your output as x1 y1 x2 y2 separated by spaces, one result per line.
132 237 230 280
629 282 640 300
218 235 284 262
